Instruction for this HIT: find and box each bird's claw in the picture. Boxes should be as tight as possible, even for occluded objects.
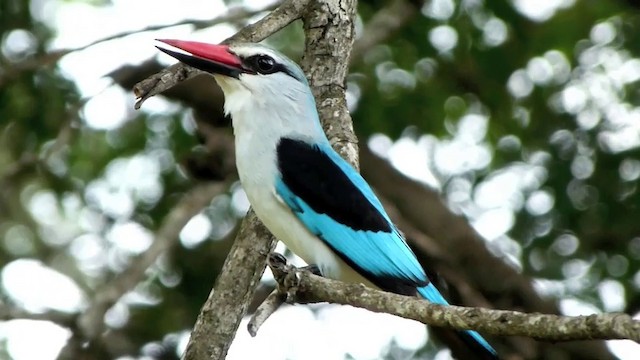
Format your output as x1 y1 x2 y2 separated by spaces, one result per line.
266 252 322 303
266 252 297 301
268 252 287 269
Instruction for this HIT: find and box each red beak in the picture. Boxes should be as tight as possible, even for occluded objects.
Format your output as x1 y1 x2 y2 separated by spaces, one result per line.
156 39 244 78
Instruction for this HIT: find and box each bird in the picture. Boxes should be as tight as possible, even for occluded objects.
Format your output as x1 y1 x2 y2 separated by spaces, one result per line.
156 39 498 359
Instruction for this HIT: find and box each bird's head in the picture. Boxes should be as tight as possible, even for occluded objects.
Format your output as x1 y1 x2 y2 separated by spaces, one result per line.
156 39 324 140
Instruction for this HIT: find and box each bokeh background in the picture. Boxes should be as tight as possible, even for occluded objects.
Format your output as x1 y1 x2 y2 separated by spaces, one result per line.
1 0 639 359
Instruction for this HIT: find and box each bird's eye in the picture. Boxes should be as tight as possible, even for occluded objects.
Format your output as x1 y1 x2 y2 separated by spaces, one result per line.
252 55 276 74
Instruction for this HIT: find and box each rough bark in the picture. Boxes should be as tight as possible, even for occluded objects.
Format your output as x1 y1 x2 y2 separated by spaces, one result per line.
301 0 359 165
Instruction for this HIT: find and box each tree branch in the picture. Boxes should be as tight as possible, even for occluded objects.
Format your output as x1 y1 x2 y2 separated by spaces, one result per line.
300 0 358 164
260 257 640 343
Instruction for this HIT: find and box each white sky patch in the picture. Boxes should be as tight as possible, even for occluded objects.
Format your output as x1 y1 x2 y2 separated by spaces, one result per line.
512 0 576 22
52 0 226 49
609 334 640 360
598 279 625 312
428 25 458 53
388 137 440 188
474 171 523 210
85 179 135 219
180 213 214 248
106 221 154 254
367 133 394 158
0 320 71 360
104 301 131 329
229 306 339 360
434 140 491 175
525 189 554 216
507 69 534 98
2 259 86 313
422 0 455 20
28 189 62 227
52 0 233 132
82 85 130 129
559 298 600 316
70 233 109 276
482 17 508 47
230 186 251 216
472 208 515 241
104 155 164 205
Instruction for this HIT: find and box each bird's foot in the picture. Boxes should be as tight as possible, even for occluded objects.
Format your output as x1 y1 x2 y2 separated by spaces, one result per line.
267 253 299 303
267 252 288 269
266 253 322 303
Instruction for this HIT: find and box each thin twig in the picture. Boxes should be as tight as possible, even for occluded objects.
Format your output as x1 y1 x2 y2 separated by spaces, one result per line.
247 290 285 336
246 254 289 336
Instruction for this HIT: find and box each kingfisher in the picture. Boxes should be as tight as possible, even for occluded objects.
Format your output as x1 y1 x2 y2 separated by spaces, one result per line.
156 39 498 359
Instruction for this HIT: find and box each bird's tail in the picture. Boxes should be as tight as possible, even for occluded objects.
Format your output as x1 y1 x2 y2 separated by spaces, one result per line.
418 284 498 359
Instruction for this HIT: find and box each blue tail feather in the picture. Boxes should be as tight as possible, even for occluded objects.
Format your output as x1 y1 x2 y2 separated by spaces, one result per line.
418 284 498 359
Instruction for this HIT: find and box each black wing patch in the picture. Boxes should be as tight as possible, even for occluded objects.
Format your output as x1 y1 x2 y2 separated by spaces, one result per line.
276 138 391 233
